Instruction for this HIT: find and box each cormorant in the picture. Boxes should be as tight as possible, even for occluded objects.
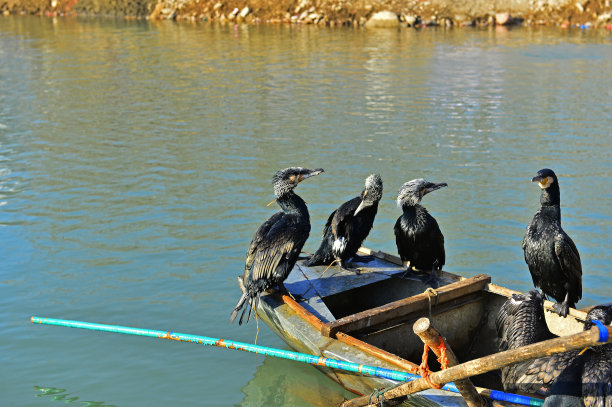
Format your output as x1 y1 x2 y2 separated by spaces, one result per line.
230 167 324 325
522 168 582 317
304 174 383 269
496 291 612 407
394 179 447 279
495 290 556 395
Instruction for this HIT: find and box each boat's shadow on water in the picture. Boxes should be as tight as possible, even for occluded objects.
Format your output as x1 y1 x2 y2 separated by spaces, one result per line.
33 386 117 407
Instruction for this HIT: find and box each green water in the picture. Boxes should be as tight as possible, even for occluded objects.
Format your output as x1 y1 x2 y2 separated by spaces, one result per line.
1 16 610 406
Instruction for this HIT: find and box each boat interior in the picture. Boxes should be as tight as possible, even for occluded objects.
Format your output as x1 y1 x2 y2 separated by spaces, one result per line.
285 248 588 391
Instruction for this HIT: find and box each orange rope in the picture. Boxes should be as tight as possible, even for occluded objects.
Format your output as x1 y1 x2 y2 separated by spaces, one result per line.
418 344 443 389
419 344 430 373
437 340 449 370
417 340 450 390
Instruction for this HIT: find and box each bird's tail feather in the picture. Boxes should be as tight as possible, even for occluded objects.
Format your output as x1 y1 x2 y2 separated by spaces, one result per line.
303 244 333 267
230 292 248 324
243 295 260 325
303 254 322 267
231 292 261 325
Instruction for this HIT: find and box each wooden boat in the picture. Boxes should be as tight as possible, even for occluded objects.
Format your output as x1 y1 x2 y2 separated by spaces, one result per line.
240 247 596 407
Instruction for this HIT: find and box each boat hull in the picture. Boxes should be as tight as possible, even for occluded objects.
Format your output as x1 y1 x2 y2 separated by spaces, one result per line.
247 248 591 407
256 291 467 407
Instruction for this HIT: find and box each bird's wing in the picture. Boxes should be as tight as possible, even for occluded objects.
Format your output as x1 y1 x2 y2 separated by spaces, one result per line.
250 218 309 284
322 209 337 239
414 212 445 268
495 294 526 347
330 197 361 238
554 232 583 300
525 349 580 388
244 212 284 277
428 217 445 267
521 221 531 251
582 346 612 407
522 220 539 286
394 216 408 262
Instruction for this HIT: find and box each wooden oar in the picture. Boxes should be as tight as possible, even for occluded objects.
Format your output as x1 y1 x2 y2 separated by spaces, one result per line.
31 316 545 406
342 322 611 407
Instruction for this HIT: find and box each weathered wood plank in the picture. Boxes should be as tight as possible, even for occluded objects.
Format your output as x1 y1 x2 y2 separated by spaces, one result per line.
359 291 483 339
282 294 325 330
486 282 587 318
357 247 403 266
290 257 407 300
335 332 420 374
322 274 491 338
357 247 463 283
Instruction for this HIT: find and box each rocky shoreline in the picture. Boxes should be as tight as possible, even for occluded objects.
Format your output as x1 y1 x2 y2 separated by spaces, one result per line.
2 0 612 29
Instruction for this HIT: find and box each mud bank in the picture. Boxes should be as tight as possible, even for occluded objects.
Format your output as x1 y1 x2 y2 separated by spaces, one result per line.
2 0 612 29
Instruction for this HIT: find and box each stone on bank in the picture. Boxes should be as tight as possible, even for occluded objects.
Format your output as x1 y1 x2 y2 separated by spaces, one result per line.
365 10 399 28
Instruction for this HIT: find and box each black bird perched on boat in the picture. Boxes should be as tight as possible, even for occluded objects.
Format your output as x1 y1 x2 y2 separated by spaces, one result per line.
542 304 612 407
230 167 324 325
496 291 612 406
304 174 383 269
394 179 447 279
522 168 582 317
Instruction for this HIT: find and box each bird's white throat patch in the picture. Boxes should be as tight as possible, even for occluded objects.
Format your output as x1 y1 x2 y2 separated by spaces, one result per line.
510 297 523 306
538 176 554 189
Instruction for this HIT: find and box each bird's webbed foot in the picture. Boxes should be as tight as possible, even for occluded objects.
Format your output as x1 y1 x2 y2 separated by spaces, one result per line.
421 263 441 288
340 260 362 274
423 271 440 289
539 289 550 301
552 301 570 318
398 265 417 279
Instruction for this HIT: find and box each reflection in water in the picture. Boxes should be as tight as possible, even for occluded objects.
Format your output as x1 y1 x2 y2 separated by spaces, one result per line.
237 356 353 406
34 386 117 407
237 356 443 407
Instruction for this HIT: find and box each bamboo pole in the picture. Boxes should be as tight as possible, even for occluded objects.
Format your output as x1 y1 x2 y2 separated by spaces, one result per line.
412 318 486 407
30 316 450 383
342 324 610 407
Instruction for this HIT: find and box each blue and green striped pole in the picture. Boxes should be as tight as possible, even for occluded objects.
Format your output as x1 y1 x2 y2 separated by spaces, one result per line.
31 316 543 406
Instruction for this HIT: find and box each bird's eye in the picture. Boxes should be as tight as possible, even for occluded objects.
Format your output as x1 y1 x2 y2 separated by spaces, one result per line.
538 176 554 189
297 174 303 182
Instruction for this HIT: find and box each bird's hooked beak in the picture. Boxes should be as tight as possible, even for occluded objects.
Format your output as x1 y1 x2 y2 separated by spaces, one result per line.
531 175 553 189
354 191 369 215
423 182 447 196
298 168 324 182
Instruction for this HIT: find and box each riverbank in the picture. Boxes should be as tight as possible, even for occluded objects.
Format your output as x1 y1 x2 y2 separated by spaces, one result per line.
2 0 612 29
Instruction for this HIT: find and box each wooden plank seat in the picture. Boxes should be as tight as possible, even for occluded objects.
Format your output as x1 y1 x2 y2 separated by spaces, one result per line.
321 274 492 338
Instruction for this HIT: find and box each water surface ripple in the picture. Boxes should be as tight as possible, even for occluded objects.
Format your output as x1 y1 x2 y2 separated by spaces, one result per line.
1 17 611 406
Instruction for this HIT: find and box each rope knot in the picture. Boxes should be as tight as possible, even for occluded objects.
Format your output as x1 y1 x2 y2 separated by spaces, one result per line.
418 344 443 389
417 337 449 390
424 287 439 318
